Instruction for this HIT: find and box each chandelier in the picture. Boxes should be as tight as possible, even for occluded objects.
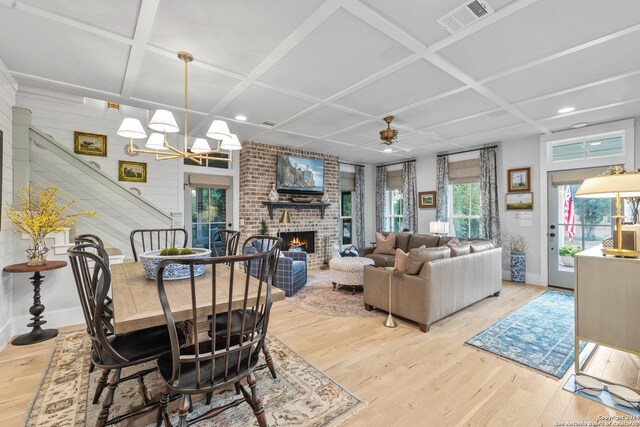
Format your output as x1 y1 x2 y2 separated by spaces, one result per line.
379 115 398 145
116 51 240 164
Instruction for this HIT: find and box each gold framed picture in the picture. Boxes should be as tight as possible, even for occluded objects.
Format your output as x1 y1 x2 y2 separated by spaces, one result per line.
507 167 531 192
418 191 437 209
506 192 533 210
74 131 107 157
118 160 147 183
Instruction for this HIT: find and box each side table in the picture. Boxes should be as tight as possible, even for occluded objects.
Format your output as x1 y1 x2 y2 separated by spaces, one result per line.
3 261 67 345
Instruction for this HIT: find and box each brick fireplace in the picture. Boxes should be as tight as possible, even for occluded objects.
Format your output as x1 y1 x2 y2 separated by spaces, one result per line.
280 231 316 253
239 141 339 268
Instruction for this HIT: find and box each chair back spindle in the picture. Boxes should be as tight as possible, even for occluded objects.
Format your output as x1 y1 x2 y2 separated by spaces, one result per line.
129 228 188 262
211 229 241 257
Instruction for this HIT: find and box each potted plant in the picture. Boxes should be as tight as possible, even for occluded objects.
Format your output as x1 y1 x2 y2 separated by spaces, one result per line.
259 218 270 235
559 245 582 267
504 233 527 284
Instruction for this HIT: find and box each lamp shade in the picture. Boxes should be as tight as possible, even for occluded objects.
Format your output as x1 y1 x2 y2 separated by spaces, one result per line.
146 133 168 150
429 221 449 234
575 174 640 198
117 118 147 139
206 120 231 141
149 109 179 133
190 138 211 154
220 133 242 151
279 209 292 225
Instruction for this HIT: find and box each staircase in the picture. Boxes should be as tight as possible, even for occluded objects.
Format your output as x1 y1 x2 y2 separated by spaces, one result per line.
28 126 172 259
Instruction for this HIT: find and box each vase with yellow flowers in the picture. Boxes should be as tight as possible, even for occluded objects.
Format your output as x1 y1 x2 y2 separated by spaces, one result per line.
6 184 95 265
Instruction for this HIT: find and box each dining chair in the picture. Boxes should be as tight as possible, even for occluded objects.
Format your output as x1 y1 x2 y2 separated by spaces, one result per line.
68 243 185 427
75 233 105 249
211 229 240 257
129 228 188 262
155 247 279 427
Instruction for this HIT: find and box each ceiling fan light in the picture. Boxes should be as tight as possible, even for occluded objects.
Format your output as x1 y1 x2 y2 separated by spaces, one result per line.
191 138 211 153
149 109 179 133
117 118 147 139
220 134 242 151
206 120 231 141
146 132 169 150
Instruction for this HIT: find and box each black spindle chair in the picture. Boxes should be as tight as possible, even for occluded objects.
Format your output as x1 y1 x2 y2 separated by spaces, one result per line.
211 229 241 257
129 228 188 262
68 243 184 427
155 245 279 427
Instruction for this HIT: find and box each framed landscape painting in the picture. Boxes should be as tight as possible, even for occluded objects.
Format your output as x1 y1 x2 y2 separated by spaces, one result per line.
74 131 107 157
506 192 533 210
507 167 530 192
418 191 436 209
118 160 147 183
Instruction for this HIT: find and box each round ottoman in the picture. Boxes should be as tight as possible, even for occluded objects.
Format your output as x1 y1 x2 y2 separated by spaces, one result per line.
329 256 375 294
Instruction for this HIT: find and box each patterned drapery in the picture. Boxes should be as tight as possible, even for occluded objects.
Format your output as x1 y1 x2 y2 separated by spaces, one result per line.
354 165 365 248
436 155 449 222
480 147 501 245
375 165 387 231
402 161 417 231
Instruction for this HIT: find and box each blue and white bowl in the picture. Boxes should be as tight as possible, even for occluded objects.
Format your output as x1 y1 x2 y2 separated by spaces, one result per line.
139 248 212 280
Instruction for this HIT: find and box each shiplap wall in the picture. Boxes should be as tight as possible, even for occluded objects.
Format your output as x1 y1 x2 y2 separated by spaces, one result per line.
16 88 181 213
0 60 16 349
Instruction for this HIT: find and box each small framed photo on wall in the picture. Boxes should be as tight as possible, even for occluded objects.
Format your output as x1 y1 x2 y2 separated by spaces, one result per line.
418 191 437 209
74 131 107 157
506 192 534 210
118 160 147 183
507 167 531 192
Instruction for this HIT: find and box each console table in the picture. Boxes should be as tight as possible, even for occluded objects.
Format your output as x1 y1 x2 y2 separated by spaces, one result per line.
574 247 640 387
3 261 66 345
262 201 329 220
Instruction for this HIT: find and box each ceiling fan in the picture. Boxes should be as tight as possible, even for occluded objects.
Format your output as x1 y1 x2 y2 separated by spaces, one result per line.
379 115 398 145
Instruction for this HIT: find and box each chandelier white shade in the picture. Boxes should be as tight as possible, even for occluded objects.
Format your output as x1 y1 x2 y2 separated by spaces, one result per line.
190 138 211 153
117 118 147 139
146 133 168 150
220 134 242 151
206 120 231 142
148 109 179 133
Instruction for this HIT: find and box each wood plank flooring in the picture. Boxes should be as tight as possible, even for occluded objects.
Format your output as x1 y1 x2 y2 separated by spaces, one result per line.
0 274 631 427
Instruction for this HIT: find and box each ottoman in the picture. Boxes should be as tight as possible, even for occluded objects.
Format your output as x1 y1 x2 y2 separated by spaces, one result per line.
329 256 375 294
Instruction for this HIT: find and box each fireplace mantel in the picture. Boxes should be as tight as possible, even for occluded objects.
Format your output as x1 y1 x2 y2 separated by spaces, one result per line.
261 201 330 220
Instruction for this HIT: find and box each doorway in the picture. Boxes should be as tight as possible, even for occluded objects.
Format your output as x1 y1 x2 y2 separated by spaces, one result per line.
188 186 232 253
547 169 614 288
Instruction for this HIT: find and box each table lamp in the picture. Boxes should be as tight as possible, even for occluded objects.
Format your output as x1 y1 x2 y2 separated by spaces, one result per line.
429 221 449 236
575 173 640 258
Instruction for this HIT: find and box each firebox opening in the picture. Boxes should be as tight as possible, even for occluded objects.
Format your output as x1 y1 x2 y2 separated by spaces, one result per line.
280 231 315 253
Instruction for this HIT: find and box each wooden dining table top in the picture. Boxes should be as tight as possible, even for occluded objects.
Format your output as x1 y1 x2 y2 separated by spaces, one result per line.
111 262 285 334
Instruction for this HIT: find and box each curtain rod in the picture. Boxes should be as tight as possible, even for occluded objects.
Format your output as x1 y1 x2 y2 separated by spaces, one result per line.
338 161 365 167
437 145 498 158
377 159 416 168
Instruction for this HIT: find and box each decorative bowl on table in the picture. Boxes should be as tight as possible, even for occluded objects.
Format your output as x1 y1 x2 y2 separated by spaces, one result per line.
291 196 313 203
139 248 212 280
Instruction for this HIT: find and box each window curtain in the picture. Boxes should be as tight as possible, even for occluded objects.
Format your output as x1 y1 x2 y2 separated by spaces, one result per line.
375 165 387 231
402 161 417 231
436 155 449 221
479 147 501 245
354 165 365 248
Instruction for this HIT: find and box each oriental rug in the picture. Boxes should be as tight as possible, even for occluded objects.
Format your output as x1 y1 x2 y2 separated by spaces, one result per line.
22 332 364 426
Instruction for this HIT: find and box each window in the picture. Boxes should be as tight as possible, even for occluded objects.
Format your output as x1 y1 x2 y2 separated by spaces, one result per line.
551 133 623 163
191 187 226 251
449 182 481 238
341 191 352 245
384 189 404 232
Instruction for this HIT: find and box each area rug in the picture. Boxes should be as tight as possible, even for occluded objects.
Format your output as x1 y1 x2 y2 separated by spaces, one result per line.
466 290 586 379
563 375 640 416
23 332 364 426
287 270 383 318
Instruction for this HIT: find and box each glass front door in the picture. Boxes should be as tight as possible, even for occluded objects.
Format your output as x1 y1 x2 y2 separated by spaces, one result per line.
191 187 227 253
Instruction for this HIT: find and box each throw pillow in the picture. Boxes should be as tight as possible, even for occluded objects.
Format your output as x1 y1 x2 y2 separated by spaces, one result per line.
469 240 496 253
447 237 471 257
406 246 451 275
394 248 409 273
373 232 396 255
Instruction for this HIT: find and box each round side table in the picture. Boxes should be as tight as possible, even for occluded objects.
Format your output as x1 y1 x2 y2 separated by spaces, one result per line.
3 261 67 345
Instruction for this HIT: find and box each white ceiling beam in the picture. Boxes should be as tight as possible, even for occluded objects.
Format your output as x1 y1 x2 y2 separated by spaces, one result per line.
537 97 640 123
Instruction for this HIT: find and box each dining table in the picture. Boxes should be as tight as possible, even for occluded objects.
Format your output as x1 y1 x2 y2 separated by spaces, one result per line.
111 262 286 334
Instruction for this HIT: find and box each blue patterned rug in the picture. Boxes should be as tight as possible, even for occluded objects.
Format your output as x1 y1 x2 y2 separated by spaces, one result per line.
466 290 586 379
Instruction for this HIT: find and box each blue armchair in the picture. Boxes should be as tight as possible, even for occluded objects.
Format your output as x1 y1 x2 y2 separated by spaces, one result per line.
244 245 307 296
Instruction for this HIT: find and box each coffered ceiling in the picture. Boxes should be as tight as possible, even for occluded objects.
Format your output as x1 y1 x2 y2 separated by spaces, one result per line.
0 0 639 164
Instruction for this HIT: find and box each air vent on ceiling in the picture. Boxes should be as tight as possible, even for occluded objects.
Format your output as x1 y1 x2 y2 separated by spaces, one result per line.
262 120 278 127
437 0 494 34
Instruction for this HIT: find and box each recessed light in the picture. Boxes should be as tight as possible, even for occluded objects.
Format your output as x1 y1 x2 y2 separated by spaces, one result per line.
558 107 575 114
571 122 589 129
590 142 601 146
235 115 247 121
383 147 393 153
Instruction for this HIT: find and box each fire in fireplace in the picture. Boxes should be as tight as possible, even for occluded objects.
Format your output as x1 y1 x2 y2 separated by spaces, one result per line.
280 231 315 253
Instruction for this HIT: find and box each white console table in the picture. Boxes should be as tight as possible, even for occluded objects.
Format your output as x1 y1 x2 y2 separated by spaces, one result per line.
574 246 640 386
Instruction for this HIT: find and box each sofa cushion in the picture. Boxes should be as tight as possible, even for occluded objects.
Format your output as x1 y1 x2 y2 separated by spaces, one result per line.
469 240 496 253
373 232 396 255
438 236 455 246
394 233 412 252
447 237 471 257
394 248 409 273
407 234 440 250
406 246 451 275
365 253 395 267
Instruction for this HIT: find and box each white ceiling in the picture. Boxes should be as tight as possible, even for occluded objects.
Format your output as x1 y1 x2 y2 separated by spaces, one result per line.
1 0 639 164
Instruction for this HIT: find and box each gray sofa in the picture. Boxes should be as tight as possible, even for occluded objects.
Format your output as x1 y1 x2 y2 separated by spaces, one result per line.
359 232 455 267
362 236 502 332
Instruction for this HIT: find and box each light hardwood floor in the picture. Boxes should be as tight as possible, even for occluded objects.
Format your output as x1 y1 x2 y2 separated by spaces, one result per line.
0 275 631 427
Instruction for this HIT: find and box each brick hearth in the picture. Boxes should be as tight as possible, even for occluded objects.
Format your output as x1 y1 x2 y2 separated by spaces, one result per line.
239 141 339 268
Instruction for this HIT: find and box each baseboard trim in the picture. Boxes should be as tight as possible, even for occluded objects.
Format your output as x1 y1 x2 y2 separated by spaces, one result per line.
0 320 13 352
12 307 84 336
502 270 546 286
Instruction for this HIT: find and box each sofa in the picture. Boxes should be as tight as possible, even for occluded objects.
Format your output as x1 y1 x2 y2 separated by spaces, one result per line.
362 235 502 332
359 232 455 266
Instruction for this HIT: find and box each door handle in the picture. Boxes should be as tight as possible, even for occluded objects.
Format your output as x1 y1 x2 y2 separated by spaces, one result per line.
550 225 556 229
549 233 556 237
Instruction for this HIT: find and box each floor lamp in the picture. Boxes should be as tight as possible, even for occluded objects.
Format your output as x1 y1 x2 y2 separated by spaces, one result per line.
576 172 640 258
